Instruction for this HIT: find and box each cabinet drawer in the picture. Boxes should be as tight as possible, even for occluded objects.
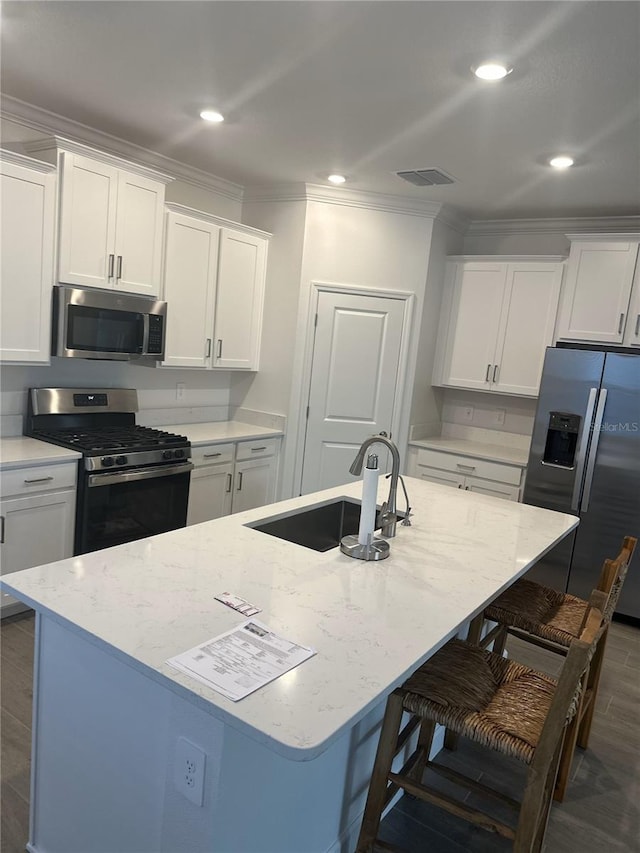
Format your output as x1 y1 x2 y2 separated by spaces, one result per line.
1 462 77 498
191 443 236 468
236 437 279 461
415 449 522 487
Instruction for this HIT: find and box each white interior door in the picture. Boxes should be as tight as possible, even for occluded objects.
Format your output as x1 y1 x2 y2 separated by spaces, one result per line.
301 290 407 494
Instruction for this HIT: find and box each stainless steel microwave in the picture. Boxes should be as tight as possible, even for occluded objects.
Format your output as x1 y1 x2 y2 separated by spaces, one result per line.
52 285 167 361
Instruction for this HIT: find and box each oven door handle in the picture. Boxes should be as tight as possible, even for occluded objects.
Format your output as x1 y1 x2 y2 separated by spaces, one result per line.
87 462 193 487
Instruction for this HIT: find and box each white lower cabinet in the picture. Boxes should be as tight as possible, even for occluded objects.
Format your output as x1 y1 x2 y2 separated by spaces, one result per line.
187 438 279 525
407 447 523 502
1 462 77 615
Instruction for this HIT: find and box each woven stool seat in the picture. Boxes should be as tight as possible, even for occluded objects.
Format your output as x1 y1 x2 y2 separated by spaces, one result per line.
402 639 562 765
484 579 588 647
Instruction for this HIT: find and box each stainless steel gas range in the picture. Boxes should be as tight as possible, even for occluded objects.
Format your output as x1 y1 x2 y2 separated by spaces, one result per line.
25 388 192 554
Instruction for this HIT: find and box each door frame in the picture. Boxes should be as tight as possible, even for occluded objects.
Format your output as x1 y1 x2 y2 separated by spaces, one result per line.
291 281 415 496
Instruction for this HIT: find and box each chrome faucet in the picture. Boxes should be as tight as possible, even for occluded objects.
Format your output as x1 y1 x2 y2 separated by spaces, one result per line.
349 433 402 537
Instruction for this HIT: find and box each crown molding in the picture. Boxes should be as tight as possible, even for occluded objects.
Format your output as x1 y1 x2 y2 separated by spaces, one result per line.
0 95 244 202
243 181 446 219
0 147 56 174
165 202 271 239
433 204 470 235
467 215 640 236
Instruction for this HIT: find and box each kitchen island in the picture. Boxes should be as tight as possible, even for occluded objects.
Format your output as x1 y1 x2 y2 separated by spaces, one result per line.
1 477 578 853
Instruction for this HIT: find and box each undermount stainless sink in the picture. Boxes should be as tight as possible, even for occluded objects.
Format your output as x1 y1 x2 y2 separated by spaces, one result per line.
247 498 395 552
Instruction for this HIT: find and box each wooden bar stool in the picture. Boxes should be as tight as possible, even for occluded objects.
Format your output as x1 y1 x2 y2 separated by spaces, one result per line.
356 608 602 853
478 535 636 800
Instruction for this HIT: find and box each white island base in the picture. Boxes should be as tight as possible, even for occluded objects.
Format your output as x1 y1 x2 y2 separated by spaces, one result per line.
5 478 579 853
33 615 396 853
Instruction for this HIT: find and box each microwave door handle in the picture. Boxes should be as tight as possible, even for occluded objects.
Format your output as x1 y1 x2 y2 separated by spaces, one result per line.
570 387 599 512
580 388 607 513
142 313 150 355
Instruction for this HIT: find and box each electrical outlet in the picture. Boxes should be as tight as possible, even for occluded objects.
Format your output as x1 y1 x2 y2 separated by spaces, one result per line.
495 408 506 426
462 405 474 423
174 737 206 806
176 383 186 401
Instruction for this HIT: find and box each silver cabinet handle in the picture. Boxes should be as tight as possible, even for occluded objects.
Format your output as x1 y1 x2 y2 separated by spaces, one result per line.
237 471 243 491
226 473 232 493
635 314 640 337
485 364 492 382
493 364 499 383
456 463 476 472
0 515 5 544
581 388 608 513
24 476 54 484
108 254 115 279
216 339 223 359
116 255 123 280
205 338 212 358
618 313 625 334
203 452 222 458
251 446 267 453
570 387 598 512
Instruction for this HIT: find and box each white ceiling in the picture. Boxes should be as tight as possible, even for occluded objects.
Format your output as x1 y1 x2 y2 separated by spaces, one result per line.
1 1 639 220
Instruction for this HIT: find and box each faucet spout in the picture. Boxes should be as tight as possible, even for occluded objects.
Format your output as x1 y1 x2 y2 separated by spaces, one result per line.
350 434 401 537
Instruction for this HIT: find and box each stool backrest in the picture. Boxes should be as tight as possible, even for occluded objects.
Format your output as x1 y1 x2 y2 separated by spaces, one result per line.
592 536 637 627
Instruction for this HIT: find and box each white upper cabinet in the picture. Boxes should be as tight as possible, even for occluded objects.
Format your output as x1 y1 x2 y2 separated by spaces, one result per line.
434 258 564 397
0 151 56 364
213 229 267 370
24 138 172 297
555 236 640 344
161 204 269 371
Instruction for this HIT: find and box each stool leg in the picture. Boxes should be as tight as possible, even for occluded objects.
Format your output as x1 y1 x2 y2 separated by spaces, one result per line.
408 718 436 784
356 691 405 853
491 624 509 658
577 629 608 749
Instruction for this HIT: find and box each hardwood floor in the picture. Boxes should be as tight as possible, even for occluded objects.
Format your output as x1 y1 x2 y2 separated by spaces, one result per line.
1 613 638 853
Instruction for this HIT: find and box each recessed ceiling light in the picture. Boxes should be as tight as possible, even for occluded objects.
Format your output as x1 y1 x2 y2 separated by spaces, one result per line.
473 63 512 81
200 110 224 123
549 155 574 170
327 174 347 185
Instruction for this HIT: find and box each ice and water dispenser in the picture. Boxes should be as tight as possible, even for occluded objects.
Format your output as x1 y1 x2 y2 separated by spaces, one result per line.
542 412 582 468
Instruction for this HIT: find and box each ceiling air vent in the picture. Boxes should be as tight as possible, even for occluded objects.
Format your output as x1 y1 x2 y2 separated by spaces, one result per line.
396 168 455 187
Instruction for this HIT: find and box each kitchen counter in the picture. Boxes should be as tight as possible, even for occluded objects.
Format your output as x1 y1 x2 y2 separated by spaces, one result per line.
0 436 81 470
2 478 578 852
409 436 529 467
156 419 284 446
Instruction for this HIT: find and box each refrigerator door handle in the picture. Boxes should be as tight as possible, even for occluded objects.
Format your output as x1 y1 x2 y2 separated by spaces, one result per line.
580 388 608 513
571 387 599 512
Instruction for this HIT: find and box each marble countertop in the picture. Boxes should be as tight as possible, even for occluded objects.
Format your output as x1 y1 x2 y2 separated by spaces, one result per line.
409 437 529 467
0 436 81 470
2 477 577 761
156 421 283 446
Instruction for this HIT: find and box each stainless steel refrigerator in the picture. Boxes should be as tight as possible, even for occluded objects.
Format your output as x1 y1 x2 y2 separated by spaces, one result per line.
523 346 639 620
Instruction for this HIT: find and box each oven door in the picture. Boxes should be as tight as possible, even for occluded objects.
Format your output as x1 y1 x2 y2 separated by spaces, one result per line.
76 462 193 554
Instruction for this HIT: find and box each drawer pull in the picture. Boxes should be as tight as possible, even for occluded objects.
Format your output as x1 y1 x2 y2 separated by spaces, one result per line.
203 452 222 458
485 364 492 382
226 473 232 493
251 446 267 453
237 471 243 491
0 515 5 544
23 476 54 484
456 464 476 472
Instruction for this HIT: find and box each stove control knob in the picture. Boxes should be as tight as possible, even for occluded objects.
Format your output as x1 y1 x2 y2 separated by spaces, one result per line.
102 456 114 467
174 448 185 459
162 449 174 460
115 456 127 466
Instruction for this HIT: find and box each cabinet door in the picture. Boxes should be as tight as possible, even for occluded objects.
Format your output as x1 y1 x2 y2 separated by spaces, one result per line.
232 456 277 514
1 490 76 610
556 241 639 343
492 263 563 396
463 477 520 501
0 160 55 363
187 463 233 525
113 170 165 296
57 152 118 289
440 263 506 390
213 229 267 370
162 213 219 367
